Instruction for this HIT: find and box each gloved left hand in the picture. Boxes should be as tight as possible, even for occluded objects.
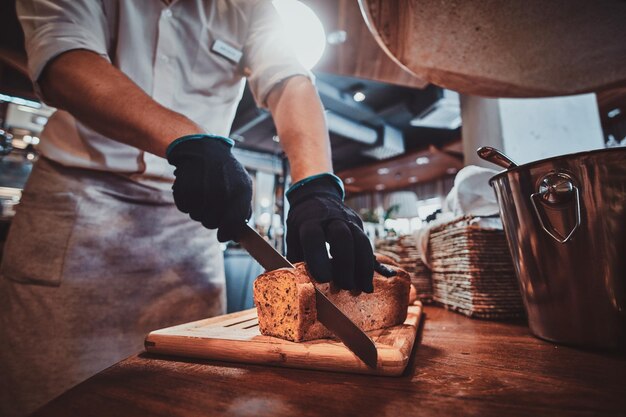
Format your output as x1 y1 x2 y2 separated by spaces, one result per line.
286 173 395 293
166 134 252 242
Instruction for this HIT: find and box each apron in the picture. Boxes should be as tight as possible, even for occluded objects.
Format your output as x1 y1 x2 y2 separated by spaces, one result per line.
0 157 225 417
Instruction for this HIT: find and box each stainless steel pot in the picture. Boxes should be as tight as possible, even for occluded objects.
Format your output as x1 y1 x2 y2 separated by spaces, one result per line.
479 147 626 349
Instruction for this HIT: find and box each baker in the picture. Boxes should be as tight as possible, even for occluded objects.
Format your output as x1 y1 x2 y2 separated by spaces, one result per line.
0 1 392 416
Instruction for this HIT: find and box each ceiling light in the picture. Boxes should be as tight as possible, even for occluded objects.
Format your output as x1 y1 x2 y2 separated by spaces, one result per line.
377 167 390 175
375 184 386 191
344 177 355 184
415 156 430 165
352 91 366 102
272 0 326 70
608 108 621 118
408 176 418 183
345 83 366 103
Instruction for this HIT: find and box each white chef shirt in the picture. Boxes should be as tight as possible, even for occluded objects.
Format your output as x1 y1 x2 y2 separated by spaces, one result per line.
17 0 310 189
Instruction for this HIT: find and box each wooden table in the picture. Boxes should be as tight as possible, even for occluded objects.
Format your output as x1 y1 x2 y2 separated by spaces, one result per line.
32 306 626 417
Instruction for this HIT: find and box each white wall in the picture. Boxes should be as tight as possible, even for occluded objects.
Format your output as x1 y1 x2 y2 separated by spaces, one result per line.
460 95 503 168
498 94 605 164
462 93 605 167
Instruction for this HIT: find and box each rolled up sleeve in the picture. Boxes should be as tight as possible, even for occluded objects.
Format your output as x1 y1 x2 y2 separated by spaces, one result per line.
243 0 314 109
16 0 110 87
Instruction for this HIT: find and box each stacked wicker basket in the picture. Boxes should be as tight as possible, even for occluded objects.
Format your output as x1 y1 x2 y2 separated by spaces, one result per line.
375 235 433 302
428 216 524 319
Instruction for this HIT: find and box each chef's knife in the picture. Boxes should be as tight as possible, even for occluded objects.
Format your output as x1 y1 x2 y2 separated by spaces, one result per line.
238 223 378 368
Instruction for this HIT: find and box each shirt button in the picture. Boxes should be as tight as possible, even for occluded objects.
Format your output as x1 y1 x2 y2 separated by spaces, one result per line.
163 9 173 18
159 54 170 63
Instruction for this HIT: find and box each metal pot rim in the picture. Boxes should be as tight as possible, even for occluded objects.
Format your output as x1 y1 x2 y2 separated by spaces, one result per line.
488 147 626 185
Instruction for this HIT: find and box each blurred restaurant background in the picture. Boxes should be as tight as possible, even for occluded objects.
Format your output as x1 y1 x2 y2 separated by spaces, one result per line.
1 0 624 314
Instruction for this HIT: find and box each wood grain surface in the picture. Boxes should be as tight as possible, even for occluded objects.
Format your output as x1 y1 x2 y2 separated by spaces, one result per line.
32 306 626 417
338 141 463 194
359 0 626 97
144 303 423 376
305 0 428 89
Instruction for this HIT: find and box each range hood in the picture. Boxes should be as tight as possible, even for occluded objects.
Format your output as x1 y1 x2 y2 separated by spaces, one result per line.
410 90 461 130
361 124 404 160
326 111 405 160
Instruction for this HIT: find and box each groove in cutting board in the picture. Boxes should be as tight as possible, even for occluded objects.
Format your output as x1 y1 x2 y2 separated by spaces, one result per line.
145 301 423 376
224 318 256 328
242 320 259 329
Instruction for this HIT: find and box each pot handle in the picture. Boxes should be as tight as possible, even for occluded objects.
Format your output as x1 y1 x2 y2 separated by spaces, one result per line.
530 173 581 244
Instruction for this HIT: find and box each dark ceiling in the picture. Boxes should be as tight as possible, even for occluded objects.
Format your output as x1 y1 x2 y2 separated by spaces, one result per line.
231 73 460 172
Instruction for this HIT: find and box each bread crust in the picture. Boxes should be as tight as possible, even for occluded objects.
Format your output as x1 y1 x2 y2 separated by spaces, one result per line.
254 262 411 342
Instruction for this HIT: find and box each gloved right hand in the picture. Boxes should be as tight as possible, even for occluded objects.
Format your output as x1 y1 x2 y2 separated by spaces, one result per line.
166 134 252 242
286 173 396 293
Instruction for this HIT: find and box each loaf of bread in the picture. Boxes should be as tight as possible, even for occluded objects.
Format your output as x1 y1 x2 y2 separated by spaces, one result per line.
253 262 411 342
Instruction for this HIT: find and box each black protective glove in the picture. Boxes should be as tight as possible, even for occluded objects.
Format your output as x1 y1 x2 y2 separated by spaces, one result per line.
167 134 252 242
286 173 396 293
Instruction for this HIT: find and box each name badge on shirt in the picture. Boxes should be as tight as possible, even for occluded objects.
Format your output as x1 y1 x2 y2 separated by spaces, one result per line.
211 40 243 64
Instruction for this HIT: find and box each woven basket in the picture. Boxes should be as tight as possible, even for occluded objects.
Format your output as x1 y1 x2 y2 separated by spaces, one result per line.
428 216 524 319
375 235 433 302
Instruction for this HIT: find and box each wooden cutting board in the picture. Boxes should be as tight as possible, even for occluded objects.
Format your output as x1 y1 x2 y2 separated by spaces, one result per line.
145 301 423 376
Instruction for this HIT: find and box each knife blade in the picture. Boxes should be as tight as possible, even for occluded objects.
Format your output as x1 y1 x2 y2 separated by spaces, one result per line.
238 224 378 368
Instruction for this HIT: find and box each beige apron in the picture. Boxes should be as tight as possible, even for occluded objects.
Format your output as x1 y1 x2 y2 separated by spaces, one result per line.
0 158 225 417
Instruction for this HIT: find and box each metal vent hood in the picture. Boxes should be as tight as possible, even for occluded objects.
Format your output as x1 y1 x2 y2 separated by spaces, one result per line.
326 110 405 160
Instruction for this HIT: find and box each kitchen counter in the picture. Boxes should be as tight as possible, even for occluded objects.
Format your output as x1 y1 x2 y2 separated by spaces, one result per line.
32 306 626 417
